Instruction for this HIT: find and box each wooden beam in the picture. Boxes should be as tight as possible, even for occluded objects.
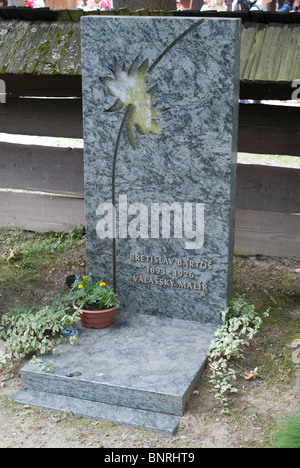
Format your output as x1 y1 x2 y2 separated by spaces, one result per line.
0 97 83 138
0 142 84 196
240 81 296 101
1 143 298 216
0 191 85 232
1 191 299 257
236 164 300 213
1 98 299 159
238 103 300 156
2 74 82 98
234 209 300 258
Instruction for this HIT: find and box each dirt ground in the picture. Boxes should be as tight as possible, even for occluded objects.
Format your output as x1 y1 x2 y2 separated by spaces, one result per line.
1 362 298 449
0 229 300 448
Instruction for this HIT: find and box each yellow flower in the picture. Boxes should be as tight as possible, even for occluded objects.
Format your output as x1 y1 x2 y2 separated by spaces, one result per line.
82 276 87 279
78 284 83 289
100 282 106 287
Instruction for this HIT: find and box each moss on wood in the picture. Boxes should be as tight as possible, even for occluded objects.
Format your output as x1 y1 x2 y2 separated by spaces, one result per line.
0 18 299 81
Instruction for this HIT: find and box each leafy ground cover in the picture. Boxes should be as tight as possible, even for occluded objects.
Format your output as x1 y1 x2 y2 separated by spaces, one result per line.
0 227 300 448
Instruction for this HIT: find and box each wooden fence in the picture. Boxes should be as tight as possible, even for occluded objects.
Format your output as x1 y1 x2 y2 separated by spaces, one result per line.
0 78 299 258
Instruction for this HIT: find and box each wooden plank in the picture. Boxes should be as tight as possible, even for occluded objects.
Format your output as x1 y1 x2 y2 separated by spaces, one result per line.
0 20 81 75
1 99 299 157
255 25 285 82
234 209 300 258
242 24 267 82
2 75 82 98
236 164 300 213
239 22 300 96
277 25 300 82
0 98 299 156
240 81 295 100
1 193 299 257
0 191 85 232
238 103 300 156
0 97 83 138
1 143 299 214
45 0 77 9
113 0 177 10
240 24 257 80
0 142 84 196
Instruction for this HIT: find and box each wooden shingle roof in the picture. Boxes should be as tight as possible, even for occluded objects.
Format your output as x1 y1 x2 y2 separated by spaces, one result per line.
0 8 299 98
241 22 300 83
0 20 81 75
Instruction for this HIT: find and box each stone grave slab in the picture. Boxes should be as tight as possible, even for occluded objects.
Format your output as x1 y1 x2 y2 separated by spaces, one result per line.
12 312 216 434
12 16 241 434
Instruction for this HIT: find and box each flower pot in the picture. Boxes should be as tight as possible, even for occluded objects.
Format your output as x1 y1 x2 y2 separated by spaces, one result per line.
73 301 118 329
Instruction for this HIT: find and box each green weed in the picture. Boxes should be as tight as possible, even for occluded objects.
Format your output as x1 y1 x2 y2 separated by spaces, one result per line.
272 408 300 448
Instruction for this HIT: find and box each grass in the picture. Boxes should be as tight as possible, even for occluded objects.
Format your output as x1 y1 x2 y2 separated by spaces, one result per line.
272 408 300 448
1 228 300 447
0 226 86 317
232 255 300 394
238 152 300 169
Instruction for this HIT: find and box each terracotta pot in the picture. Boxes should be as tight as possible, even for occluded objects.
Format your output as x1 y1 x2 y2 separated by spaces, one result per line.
73 301 118 329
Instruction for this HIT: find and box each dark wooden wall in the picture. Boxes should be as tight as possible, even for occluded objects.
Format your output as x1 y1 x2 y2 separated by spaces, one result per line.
0 76 299 257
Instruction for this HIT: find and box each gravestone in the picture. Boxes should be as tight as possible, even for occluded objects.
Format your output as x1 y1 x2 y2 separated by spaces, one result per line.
12 16 241 434
82 16 241 324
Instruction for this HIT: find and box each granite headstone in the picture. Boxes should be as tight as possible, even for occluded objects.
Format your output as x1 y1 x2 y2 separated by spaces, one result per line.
11 17 241 434
81 16 241 324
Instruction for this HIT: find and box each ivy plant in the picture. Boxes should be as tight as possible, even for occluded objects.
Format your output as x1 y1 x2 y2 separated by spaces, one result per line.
208 297 269 412
0 296 80 365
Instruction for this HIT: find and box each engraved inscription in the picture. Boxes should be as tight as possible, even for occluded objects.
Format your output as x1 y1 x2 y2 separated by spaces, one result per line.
130 254 212 291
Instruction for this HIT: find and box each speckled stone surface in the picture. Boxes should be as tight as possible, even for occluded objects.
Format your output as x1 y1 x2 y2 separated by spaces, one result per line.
17 313 216 414
13 18 241 434
11 390 181 435
81 16 241 323
13 313 216 433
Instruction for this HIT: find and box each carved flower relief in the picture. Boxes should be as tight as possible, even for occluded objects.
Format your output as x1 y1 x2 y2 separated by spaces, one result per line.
100 56 168 150
97 19 205 292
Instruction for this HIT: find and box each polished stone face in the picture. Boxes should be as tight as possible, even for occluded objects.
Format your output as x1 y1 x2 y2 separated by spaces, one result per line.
13 312 217 434
81 16 241 323
12 17 241 435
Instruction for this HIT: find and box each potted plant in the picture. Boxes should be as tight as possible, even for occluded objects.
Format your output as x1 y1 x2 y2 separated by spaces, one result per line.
70 274 120 329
